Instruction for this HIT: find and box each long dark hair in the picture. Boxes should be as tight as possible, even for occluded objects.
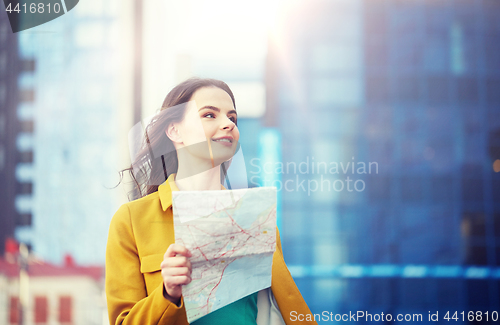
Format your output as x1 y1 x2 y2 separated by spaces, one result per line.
120 77 237 200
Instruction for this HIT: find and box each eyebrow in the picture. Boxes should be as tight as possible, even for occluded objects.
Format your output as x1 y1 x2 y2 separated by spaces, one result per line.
198 105 237 116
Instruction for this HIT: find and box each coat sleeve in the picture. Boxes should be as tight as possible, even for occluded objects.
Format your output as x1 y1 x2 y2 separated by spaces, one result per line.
272 227 318 325
105 204 188 325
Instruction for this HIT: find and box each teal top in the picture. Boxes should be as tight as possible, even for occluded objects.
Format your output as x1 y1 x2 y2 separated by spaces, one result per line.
191 292 259 325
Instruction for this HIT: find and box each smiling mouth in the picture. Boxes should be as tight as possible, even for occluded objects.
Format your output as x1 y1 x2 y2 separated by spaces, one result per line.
212 138 233 143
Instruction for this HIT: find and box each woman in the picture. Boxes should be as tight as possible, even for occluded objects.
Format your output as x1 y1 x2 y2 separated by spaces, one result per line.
106 78 317 325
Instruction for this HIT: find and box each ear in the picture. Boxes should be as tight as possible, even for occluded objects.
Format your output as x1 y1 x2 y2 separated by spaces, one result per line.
165 123 182 144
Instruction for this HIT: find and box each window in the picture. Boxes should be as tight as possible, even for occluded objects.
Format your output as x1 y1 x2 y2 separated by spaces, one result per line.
0 51 6 71
494 213 500 237
364 6 388 35
59 296 72 323
485 34 500 73
457 77 479 104
368 175 391 202
424 36 449 73
310 43 361 73
19 89 34 103
0 83 5 105
450 22 466 75
9 296 19 324
426 76 450 104
486 77 500 105
74 23 105 48
462 178 484 202
366 36 389 68
366 75 389 104
0 145 5 170
401 176 424 202
396 76 420 103
310 77 363 106
431 176 453 202
34 296 48 323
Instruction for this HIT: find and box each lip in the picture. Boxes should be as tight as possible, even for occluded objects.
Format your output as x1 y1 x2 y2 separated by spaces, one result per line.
211 136 234 147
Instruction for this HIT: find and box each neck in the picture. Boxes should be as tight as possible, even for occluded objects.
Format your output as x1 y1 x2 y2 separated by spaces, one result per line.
175 166 221 191
174 146 222 190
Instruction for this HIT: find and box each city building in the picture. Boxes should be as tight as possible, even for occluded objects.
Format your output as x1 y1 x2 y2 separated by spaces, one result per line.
0 0 18 254
0 0 36 254
0 253 105 325
12 0 135 266
266 0 500 315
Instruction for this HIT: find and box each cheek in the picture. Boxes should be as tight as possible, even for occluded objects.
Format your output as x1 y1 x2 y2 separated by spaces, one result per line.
202 123 218 138
233 128 240 142
184 117 206 143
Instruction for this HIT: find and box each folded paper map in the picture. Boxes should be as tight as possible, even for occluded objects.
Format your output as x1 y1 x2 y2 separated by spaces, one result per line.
172 186 277 323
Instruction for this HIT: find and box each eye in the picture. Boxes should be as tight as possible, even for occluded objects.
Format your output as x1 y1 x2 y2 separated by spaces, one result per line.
229 116 237 124
203 112 215 118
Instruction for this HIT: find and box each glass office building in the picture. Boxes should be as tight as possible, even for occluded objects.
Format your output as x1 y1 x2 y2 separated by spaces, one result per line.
266 0 500 318
13 0 132 266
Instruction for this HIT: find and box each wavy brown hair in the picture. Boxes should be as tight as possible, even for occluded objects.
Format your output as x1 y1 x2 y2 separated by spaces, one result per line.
120 77 237 200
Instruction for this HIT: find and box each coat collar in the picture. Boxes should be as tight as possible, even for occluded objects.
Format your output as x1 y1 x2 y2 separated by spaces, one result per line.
158 173 226 211
158 173 177 212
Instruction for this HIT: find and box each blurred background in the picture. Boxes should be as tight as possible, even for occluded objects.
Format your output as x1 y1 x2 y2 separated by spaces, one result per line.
1 0 500 324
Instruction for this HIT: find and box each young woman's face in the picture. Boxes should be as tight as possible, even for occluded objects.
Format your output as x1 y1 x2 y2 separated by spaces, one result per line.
171 86 239 165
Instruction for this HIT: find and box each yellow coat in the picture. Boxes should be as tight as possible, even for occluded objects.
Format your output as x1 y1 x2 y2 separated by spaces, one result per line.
105 173 317 325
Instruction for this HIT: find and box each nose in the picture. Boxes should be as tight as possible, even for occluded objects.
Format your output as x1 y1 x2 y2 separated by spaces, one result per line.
221 116 236 130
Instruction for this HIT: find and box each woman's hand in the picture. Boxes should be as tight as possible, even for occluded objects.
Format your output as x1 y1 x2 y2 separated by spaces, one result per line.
161 244 192 305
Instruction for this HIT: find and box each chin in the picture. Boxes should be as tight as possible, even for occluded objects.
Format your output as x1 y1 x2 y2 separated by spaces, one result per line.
211 152 236 166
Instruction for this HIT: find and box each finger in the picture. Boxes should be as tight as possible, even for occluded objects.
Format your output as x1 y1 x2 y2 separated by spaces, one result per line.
166 275 192 287
165 244 192 258
162 266 190 277
161 256 190 268
171 244 192 257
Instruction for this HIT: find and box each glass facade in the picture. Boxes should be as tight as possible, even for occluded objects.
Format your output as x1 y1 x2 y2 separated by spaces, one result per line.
267 0 500 317
13 0 131 265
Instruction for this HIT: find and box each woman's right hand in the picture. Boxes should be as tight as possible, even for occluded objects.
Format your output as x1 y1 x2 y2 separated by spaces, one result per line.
161 244 193 304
